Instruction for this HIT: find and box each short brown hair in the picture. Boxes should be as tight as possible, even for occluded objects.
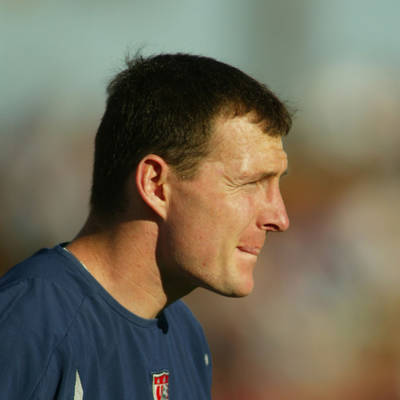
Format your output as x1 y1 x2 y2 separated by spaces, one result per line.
91 53 292 217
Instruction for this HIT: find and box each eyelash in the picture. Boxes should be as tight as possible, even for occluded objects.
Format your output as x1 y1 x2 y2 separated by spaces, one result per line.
246 179 262 187
247 176 280 187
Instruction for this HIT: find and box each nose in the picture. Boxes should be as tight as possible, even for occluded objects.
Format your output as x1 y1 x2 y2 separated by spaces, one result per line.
258 186 290 232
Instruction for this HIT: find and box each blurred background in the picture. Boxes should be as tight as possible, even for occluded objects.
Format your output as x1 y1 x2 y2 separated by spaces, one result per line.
1 0 400 398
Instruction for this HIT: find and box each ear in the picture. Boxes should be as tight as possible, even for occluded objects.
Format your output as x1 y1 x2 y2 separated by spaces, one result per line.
135 154 170 220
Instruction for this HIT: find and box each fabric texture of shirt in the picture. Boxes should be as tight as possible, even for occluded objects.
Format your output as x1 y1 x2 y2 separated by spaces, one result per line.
0 244 212 399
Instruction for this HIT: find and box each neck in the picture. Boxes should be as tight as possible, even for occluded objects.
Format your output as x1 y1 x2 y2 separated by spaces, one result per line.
66 214 194 319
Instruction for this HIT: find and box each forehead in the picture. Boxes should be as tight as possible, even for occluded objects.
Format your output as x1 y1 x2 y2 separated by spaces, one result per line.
206 114 288 175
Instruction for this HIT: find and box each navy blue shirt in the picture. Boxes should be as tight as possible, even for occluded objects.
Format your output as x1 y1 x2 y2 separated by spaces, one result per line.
0 245 212 399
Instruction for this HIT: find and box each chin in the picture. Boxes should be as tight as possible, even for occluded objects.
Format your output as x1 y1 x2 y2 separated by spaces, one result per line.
194 259 255 297
230 284 254 298
206 279 255 298
228 271 256 297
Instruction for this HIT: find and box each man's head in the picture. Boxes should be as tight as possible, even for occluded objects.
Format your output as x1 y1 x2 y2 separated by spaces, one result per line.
90 53 292 218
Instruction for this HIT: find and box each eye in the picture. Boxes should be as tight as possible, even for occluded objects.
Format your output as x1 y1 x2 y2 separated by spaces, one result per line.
244 178 261 187
245 179 264 189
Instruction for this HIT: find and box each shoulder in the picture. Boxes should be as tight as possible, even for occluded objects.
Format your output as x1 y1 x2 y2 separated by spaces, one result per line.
0 244 92 345
0 245 91 326
0 245 91 398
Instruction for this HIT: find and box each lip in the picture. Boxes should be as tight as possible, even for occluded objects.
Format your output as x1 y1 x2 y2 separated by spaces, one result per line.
237 246 261 256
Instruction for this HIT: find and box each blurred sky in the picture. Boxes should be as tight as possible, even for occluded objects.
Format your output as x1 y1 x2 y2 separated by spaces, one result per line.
1 1 400 398
2 0 400 161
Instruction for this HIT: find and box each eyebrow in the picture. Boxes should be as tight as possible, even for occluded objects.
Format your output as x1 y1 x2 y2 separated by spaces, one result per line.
258 168 288 180
241 170 287 183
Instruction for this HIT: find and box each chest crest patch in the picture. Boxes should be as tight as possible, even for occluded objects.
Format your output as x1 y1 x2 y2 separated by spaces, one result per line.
152 371 169 400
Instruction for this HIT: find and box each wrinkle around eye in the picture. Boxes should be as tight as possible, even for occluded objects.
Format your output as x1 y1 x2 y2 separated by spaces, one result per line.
221 176 244 193
241 180 264 193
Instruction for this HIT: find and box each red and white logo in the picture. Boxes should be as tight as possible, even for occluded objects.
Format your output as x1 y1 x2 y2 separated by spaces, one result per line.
152 371 169 400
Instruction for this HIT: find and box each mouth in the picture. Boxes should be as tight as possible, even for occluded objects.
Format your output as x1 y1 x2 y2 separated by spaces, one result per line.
237 246 261 256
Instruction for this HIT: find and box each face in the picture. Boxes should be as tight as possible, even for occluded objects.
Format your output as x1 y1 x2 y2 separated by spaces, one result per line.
161 113 289 298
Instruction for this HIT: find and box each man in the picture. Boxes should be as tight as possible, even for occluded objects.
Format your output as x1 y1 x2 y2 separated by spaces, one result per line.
0 53 291 399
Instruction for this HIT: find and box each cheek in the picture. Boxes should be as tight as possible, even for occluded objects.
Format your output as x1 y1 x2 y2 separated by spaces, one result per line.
230 193 258 226
168 186 258 254
166 196 217 257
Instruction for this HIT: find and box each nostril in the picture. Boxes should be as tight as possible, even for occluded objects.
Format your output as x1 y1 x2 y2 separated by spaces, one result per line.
263 223 280 232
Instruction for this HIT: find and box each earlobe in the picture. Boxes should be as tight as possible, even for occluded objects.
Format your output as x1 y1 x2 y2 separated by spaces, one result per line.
136 155 169 219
